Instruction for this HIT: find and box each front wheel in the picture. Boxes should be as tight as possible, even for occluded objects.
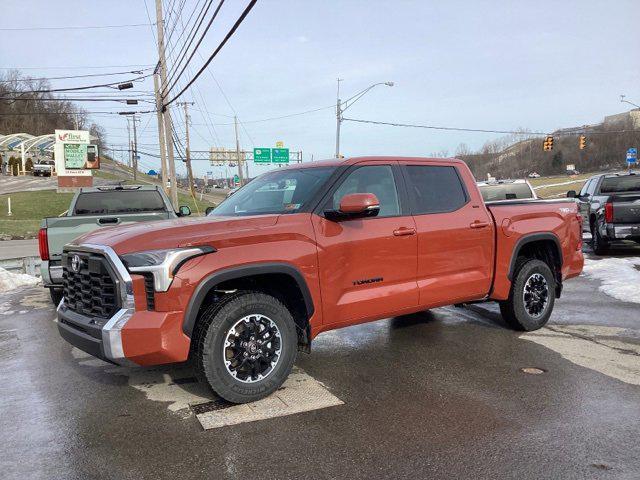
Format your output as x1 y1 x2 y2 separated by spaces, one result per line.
193 291 298 404
499 258 555 331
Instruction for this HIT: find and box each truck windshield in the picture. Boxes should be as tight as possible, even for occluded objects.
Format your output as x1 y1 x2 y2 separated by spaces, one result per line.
74 190 167 215
478 183 534 201
211 167 335 216
600 175 640 193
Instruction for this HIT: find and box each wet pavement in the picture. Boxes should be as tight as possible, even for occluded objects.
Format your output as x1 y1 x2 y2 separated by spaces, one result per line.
1 249 639 479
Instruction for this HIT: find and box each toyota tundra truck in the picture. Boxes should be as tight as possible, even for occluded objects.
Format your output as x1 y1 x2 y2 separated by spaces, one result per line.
57 157 583 403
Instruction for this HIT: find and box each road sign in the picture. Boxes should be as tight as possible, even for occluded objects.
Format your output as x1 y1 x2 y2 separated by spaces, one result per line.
254 148 271 163
272 148 289 163
275 141 284 148
233 174 240 186
627 148 637 164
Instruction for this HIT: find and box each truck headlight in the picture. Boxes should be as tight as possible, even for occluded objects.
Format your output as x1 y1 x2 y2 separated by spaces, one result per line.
121 246 214 292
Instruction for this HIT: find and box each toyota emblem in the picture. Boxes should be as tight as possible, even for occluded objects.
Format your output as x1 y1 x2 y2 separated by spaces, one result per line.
71 254 81 273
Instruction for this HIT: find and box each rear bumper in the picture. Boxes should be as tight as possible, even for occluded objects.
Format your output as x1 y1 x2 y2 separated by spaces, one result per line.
605 224 640 240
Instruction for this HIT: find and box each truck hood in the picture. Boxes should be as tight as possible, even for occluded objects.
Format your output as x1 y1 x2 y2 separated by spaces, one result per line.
71 214 280 255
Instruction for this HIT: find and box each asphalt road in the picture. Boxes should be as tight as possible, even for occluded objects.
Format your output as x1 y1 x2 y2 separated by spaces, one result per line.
1 248 639 480
0 239 38 260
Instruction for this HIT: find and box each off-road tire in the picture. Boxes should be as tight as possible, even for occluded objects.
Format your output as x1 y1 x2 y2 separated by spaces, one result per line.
591 224 609 255
193 290 297 404
499 258 555 331
49 288 63 306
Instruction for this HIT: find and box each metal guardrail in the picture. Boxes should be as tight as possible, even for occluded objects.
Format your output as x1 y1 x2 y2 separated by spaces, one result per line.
0 256 41 276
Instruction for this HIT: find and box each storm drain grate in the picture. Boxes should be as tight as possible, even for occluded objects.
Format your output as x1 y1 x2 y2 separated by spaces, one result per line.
191 398 234 414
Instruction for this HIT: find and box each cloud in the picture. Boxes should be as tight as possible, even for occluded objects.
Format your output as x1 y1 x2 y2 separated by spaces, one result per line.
296 35 309 43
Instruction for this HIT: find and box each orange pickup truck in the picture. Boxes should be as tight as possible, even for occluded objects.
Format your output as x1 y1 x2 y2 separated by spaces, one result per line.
57 157 583 403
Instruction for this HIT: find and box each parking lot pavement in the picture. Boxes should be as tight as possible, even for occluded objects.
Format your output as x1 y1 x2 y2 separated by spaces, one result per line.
1 252 640 479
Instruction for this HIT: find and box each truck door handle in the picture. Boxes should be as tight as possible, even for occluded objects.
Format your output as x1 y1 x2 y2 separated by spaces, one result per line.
393 227 416 236
470 221 490 229
98 217 119 225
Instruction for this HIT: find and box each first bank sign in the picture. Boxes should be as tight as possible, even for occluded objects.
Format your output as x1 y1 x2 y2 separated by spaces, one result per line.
54 129 93 189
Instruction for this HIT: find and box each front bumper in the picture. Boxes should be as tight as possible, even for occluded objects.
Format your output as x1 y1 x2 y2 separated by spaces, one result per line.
56 243 190 366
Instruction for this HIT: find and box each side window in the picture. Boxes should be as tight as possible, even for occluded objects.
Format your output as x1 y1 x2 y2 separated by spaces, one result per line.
578 179 592 197
403 165 467 215
330 165 400 217
587 178 599 195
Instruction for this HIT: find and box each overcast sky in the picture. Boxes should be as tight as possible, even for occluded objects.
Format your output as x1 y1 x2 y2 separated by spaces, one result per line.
2 0 639 177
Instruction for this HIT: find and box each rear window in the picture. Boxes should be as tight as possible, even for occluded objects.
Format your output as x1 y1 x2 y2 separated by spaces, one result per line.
599 176 640 193
478 183 534 201
73 190 167 215
403 165 468 214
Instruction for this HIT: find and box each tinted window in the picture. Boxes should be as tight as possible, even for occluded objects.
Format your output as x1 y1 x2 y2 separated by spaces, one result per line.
478 183 534 201
74 190 167 215
579 179 593 196
212 167 334 216
330 165 400 217
404 165 467 214
600 175 640 193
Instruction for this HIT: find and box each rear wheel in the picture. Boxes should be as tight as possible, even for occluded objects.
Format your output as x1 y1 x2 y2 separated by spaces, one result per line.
193 291 297 404
499 258 555 331
591 224 609 255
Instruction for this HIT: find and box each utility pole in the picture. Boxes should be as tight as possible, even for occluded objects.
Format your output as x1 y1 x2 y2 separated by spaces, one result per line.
335 78 342 158
153 64 168 192
155 0 178 208
132 114 138 181
177 102 196 198
234 115 244 186
126 117 132 168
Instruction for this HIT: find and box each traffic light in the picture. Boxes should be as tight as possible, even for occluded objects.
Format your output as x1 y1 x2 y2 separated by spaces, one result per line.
543 136 554 151
579 135 586 150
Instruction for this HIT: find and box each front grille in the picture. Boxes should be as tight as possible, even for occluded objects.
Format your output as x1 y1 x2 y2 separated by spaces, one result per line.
62 251 119 319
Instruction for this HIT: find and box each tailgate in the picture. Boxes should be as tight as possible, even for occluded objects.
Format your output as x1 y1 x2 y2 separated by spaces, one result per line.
610 194 640 223
44 212 172 260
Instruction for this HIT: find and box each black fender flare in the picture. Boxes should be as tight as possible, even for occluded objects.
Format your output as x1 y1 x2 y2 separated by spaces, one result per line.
182 262 315 337
507 232 563 281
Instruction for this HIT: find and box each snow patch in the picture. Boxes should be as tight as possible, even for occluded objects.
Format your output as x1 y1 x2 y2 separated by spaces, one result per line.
582 257 640 304
0 267 40 293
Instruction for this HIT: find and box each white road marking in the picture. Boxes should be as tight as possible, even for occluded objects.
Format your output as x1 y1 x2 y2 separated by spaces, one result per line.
195 367 344 430
521 325 640 386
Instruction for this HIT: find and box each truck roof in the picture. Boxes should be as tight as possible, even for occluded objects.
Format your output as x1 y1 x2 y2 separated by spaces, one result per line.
291 156 467 169
77 184 161 193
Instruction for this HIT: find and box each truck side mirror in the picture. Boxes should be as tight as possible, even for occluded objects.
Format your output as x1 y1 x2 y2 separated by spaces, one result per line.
325 193 380 221
566 190 577 198
205 206 215 216
178 205 191 216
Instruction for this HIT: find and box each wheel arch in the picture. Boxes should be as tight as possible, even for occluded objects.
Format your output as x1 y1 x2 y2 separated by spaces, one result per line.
183 263 315 345
507 233 563 293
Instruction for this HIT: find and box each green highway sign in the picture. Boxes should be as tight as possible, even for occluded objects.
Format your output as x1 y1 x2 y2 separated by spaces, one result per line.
272 148 289 163
253 148 271 163
233 174 240 185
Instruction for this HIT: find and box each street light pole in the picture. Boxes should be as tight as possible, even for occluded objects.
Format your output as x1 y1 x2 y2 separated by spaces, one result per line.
620 94 640 109
334 80 394 158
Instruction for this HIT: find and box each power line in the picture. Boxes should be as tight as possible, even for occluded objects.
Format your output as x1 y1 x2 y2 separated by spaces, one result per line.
4 74 153 94
0 23 155 32
0 109 155 116
163 0 258 108
0 97 154 103
0 64 153 70
343 117 640 136
0 68 151 83
163 0 224 98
